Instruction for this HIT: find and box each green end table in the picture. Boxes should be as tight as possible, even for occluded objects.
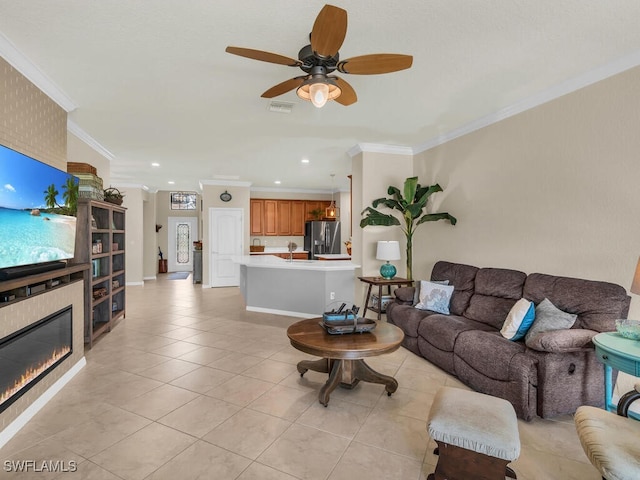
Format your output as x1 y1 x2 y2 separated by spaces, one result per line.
593 331 640 418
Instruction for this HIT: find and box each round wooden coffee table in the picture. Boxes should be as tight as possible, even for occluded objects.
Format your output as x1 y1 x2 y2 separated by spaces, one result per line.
286 318 404 406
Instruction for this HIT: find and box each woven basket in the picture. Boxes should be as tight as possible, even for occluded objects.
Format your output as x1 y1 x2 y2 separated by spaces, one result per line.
67 162 97 175
104 187 124 205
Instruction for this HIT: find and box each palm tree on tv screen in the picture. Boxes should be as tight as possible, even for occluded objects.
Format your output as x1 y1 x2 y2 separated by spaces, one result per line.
43 184 59 209
62 177 78 215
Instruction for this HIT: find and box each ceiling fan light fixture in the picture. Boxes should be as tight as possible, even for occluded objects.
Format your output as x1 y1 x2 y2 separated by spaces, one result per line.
309 82 329 108
296 77 341 108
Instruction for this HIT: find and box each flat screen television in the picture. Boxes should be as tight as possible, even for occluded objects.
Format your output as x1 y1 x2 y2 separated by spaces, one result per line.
0 144 78 279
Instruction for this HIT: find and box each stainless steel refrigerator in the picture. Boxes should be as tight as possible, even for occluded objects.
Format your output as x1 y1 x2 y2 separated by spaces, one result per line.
304 221 341 260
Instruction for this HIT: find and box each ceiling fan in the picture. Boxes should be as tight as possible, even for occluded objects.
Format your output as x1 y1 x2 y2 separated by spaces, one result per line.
225 4 413 108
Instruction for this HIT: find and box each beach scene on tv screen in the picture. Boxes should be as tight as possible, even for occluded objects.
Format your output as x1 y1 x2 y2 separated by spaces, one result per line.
0 147 78 269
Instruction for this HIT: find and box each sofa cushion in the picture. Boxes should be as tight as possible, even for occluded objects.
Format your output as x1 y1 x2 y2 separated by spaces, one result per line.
500 298 536 341
431 261 478 315
394 287 415 304
526 328 598 353
386 303 435 337
523 273 631 332
455 330 528 381
524 298 577 347
415 281 455 314
464 268 527 329
417 314 494 352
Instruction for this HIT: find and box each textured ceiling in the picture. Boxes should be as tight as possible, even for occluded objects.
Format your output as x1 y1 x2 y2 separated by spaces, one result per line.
1 1 639 193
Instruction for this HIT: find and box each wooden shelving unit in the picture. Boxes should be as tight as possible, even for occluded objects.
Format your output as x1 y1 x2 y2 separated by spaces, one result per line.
75 198 126 347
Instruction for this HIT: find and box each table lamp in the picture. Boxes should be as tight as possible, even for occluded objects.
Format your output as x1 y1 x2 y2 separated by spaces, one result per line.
376 241 401 279
631 256 640 295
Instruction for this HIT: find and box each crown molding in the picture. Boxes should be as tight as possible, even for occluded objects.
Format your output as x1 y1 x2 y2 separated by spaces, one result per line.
67 119 115 161
112 183 148 191
250 186 332 194
199 179 252 189
347 143 414 158
414 49 640 154
0 32 77 112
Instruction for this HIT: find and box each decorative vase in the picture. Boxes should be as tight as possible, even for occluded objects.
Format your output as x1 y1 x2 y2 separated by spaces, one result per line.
379 262 396 279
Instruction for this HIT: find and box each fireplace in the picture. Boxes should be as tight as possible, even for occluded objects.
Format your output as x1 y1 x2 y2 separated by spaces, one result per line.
0 306 72 414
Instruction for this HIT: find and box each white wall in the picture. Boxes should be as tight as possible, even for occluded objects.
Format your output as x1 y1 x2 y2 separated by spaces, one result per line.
412 65 640 318
351 151 413 304
120 187 145 285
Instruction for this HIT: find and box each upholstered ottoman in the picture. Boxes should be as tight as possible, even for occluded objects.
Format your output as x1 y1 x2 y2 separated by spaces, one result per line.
427 387 521 480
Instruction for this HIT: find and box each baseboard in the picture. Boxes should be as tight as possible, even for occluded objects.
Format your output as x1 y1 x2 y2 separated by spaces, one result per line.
126 281 144 286
246 306 317 319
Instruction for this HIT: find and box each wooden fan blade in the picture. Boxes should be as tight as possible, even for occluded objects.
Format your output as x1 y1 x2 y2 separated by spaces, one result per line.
333 77 357 106
337 54 413 75
225 46 301 67
310 5 348 58
261 77 307 98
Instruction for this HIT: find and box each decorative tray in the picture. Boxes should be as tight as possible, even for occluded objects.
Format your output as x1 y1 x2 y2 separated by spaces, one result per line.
319 318 377 335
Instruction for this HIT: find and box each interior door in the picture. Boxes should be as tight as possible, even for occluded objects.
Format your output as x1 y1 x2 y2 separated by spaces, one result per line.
168 217 198 272
210 208 243 287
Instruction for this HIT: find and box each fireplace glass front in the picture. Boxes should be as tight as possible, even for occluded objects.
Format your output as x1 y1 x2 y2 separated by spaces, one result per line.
0 306 72 413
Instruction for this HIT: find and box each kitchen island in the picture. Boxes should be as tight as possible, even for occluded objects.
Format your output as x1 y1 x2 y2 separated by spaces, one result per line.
236 255 360 318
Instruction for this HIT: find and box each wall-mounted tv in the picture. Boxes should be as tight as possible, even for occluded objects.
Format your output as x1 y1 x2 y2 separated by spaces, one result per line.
0 144 78 277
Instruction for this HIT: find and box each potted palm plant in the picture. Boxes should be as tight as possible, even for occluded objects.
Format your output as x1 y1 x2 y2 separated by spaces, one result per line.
360 176 457 280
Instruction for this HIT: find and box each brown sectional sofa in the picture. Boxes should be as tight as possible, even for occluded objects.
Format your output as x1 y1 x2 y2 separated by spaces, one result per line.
386 261 631 420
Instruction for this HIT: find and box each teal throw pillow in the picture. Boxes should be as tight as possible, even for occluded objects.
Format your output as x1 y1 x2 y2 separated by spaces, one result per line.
500 298 536 341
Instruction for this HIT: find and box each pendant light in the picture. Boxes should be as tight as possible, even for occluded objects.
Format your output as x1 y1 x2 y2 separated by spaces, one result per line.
325 174 339 219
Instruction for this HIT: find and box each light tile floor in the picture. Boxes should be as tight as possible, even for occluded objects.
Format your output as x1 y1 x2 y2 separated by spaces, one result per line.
0 276 602 479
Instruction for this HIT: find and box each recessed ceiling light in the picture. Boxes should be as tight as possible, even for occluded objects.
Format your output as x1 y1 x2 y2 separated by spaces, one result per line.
274 180 281 185
301 159 310 164
151 162 160 167
168 181 175 185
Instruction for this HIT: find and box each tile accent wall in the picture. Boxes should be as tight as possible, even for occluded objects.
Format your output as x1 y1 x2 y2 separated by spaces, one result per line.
0 57 67 170
0 281 85 432
0 55 79 434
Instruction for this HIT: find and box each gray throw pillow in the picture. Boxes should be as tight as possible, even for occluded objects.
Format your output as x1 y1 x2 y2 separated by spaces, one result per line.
524 298 577 348
412 279 450 305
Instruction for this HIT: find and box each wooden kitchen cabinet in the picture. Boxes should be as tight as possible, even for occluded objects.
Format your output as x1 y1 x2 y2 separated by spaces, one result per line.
250 199 334 237
264 200 278 236
305 201 333 221
291 201 305 235
277 200 292 235
272 252 309 260
250 199 264 235
305 201 321 221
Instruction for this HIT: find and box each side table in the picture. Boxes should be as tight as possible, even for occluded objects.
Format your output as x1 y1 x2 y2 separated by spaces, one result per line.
592 332 640 418
358 276 413 320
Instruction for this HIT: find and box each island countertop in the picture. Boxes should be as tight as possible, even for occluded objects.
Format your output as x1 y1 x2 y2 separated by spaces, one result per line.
235 255 360 271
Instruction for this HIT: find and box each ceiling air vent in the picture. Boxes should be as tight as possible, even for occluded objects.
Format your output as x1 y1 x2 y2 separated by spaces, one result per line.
268 101 294 114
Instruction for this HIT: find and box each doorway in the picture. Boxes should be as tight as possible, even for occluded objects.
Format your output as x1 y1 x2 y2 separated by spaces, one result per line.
209 208 243 287
167 217 198 272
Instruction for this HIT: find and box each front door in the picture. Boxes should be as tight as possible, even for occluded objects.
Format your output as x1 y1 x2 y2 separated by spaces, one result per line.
209 208 243 287
168 217 198 272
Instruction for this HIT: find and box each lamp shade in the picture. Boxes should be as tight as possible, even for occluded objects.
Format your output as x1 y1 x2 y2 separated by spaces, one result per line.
376 241 401 261
631 256 640 295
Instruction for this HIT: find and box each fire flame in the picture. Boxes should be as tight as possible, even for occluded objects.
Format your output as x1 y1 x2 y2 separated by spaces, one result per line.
0 346 71 407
